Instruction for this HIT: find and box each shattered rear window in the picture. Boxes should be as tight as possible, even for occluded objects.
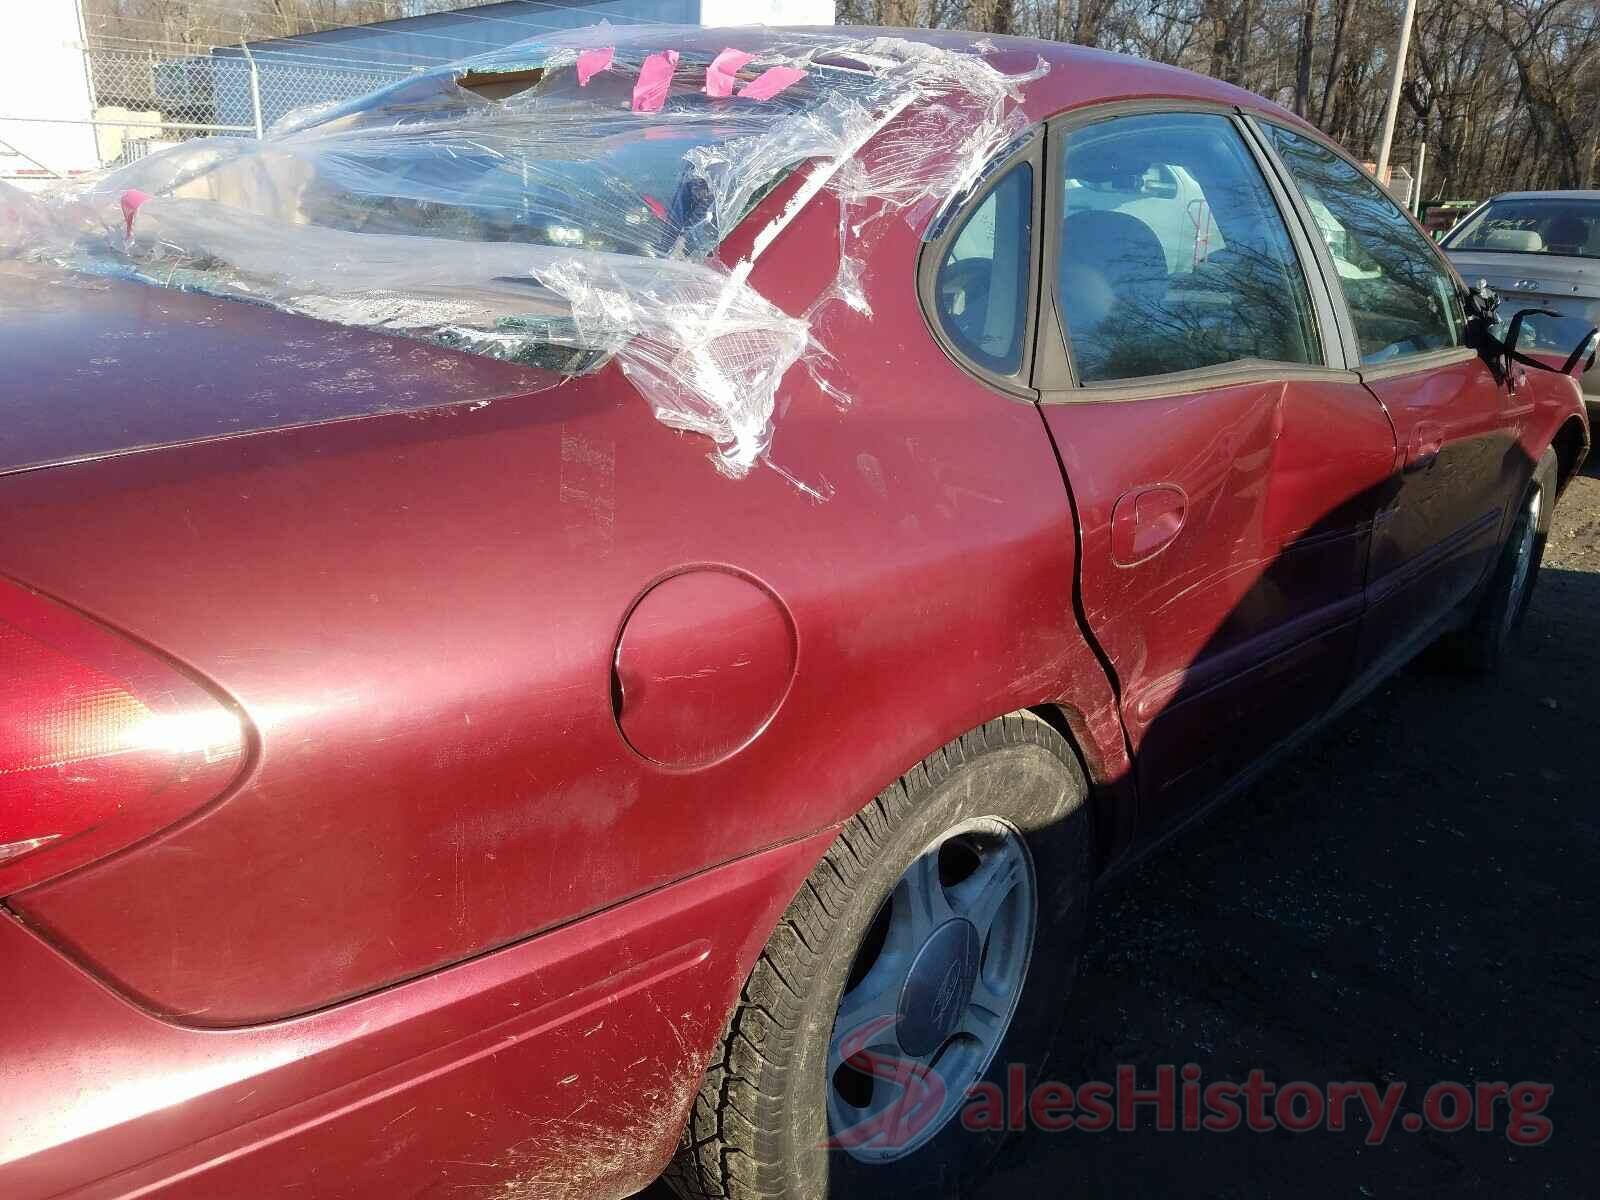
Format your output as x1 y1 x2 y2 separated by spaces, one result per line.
167 49 896 260
3 26 1045 484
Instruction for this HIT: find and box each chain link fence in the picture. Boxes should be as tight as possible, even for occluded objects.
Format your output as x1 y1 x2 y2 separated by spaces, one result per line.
3 46 415 179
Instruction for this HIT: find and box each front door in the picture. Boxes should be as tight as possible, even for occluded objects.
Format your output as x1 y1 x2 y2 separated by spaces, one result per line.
1034 108 1397 828
1253 122 1518 675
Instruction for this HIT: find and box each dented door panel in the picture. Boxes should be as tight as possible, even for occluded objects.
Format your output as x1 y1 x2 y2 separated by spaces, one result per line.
1039 376 1396 825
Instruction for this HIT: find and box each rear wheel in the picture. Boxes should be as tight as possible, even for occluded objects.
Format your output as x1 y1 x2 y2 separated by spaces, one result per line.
1436 447 1557 673
665 713 1091 1199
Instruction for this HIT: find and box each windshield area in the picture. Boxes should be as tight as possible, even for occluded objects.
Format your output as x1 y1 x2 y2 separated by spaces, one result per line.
1445 197 1600 260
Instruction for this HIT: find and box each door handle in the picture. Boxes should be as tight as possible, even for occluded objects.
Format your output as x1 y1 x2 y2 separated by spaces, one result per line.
1405 421 1443 472
1111 484 1188 566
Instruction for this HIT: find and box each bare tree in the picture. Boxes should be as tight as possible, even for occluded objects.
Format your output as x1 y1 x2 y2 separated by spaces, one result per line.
1293 0 1316 115
834 0 1600 197
83 0 1600 200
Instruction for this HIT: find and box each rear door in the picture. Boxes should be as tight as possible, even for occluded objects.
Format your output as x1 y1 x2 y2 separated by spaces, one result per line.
1032 107 1397 829
1252 121 1521 679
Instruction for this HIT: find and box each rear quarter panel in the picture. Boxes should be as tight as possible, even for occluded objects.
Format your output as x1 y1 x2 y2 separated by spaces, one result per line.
1 174 1120 1026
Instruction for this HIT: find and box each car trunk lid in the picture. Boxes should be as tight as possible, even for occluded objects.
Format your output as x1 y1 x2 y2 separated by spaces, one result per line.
0 262 559 477
1445 252 1600 393
1446 250 1600 307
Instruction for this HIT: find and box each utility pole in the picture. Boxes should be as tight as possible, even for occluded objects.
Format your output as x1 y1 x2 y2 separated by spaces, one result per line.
1412 141 1426 216
1373 0 1417 184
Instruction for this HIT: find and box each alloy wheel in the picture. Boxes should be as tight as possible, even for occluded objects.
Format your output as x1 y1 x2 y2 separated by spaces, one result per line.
826 817 1037 1162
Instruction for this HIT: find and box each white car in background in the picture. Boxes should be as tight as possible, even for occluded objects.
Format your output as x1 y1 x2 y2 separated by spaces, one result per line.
1065 163 1221 274
1304 195 1384 281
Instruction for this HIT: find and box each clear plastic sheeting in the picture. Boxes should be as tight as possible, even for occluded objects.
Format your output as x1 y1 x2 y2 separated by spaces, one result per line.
4 26 1046 480
0 183 38 254
0 182 87 258
538 254 810 480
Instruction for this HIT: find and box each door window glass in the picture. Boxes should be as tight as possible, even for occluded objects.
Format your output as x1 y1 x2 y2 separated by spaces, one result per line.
1057 112 1320 383
1263 124 1464 364
933 162 1033 376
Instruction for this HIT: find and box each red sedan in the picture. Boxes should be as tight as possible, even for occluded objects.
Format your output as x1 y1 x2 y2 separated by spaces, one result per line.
0 26 1589 1200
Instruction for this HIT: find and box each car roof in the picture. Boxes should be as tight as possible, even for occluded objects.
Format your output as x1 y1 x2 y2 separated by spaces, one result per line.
693 24 1298 125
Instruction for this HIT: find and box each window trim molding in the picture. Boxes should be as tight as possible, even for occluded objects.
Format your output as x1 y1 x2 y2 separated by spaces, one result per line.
1035 101 1347 396
914 128 1044 401
1045 360 1364 406
1356 344 1480 383
1232 115 1361 372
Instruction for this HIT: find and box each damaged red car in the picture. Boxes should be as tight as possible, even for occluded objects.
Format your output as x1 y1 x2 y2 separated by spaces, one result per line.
0 24 1590 1200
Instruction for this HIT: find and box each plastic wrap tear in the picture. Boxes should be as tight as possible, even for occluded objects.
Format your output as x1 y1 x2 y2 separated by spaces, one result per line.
6 26 1047 482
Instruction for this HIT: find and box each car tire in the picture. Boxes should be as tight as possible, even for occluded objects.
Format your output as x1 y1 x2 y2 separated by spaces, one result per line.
1436 445 1558 673
664 712 1092 1200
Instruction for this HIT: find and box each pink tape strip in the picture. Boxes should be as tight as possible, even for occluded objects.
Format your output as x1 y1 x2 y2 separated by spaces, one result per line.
704 48 756 98
737 66 807 102
576 46 613 86
631 50 679 113
120 189 151 238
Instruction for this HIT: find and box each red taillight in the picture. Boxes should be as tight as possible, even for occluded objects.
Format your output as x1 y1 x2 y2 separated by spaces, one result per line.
0 581 245 894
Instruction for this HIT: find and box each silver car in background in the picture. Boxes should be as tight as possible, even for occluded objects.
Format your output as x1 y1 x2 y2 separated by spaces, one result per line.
1442 190 1600 412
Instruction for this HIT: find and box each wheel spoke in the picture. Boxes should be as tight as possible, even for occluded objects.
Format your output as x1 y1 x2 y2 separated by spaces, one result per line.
958 986 1008 1047
826 965 916 1151
897 848 956 945
830 961 905 1070
826 1045 946 1153
947 840 1025 939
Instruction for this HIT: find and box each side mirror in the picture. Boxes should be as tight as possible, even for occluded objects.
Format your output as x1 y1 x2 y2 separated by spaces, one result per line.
1462 278 1502 360
1465 277 1500 324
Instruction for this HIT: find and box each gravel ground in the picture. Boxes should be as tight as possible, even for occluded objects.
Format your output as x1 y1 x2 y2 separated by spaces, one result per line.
643 456 1600 1200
